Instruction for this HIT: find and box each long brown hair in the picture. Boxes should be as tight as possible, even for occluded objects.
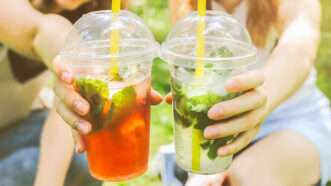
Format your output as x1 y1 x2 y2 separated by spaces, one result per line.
60 0 112 23
32 0 122 22
246 0 279 47
188 0 280 47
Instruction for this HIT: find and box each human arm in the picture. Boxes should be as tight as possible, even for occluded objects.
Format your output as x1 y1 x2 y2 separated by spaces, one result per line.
0 1 83 184
34 108 74 186
0 0 88 151
203 0 321 156
0 0 72 70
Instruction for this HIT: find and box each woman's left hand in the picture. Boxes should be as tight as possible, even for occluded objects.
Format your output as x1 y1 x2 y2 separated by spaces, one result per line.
204 70 268 157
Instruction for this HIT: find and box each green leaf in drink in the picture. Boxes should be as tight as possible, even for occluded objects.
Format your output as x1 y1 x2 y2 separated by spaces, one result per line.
110 86 137 124
75 78 109 131
172 46 237 163
204 63 213 68
207 136 233 160
210 47 234 58
112 86 136 108
171 78 237 161
75 78 137 131
186 93 222 113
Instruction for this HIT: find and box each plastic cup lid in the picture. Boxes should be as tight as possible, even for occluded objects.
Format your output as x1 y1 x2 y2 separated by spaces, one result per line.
161 11 257 69
59 10 159 66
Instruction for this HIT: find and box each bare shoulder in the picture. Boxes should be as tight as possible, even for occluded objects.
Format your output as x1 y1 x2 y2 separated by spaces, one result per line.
0 0 42 25
277 0 320 30
0 0 43 60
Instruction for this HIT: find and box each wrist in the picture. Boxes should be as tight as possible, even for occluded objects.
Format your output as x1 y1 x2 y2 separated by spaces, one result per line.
257 84 274 116
33 14 72 71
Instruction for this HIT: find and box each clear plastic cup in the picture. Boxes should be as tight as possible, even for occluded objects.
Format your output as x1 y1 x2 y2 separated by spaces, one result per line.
161 11 258 174
58 10 159 181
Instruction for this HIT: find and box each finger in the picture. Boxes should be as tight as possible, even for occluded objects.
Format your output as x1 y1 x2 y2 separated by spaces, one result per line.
208 90 267 120
165 93 173 104
204 108 263 139
54 79 90 116
150 88 163 105
72 130 86 153
205 173 227 186
225 70 264 93
59 70 74 84
53 56 74 84
55 99 91 134
186 175 214 186
217 127 259 156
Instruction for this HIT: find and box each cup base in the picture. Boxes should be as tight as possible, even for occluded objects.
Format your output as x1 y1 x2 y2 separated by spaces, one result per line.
90 165 148 182
176 157 231 175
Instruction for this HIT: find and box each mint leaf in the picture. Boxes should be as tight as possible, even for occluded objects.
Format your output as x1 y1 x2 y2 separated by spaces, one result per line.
112 86 136 108
207 136 233 160
75 78 109 131
210 47 233 58
186 93 222 113
75 78 138 131
109 86 137 125
204 63 213 68
174 107 194 128
171 78 240 160
200 141 210 150
112 73 123 81
173 95 195 128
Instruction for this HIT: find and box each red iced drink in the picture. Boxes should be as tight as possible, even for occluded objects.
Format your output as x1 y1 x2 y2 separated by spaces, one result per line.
58 10 158 181
75 78 151 181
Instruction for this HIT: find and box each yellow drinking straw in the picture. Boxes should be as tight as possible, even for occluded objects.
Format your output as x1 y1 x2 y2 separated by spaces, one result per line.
195 0 206 78
109 0 121 79
192 0 207 172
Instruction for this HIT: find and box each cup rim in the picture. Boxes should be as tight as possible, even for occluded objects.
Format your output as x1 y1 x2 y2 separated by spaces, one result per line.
161 37 257 68
60 39 160 63
60 10 159 64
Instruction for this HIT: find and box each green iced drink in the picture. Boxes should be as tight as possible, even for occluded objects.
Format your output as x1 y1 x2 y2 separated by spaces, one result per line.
161 11 257 174
171 47 240 173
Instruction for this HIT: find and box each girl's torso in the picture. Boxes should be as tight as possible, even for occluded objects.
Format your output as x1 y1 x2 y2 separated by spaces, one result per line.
0 45 47 128
0 0 105 128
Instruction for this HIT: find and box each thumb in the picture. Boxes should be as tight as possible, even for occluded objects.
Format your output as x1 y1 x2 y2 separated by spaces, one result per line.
210 173 227 186
185 173 227 186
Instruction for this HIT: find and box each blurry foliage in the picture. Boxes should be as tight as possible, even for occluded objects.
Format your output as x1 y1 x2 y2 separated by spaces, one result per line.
130 0 171 42
316 0 331 99
152 58 171 95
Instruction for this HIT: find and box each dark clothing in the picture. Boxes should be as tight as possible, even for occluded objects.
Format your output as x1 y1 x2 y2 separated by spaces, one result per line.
0 110 101 186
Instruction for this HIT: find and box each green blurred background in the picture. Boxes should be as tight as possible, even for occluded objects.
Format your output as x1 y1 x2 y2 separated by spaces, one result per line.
104 0 331 185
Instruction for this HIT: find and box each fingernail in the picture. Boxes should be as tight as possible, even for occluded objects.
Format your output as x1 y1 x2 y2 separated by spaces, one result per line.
225 79 237 92
73 100 88 115
75 145 80 153
208 107 223 120
204 127 219 139
75 145 83 154
76 120 91 134
218 147 229 156
61 71 72 83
